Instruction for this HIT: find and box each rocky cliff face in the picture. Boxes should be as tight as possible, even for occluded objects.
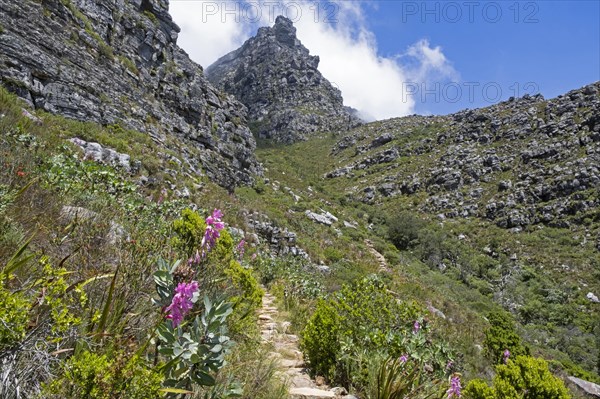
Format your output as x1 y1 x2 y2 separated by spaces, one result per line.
0 0 260 189
206 16 361 144
326 82 600 229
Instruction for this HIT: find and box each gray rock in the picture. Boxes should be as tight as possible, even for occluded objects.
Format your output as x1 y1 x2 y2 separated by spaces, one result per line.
568 376 600 397
69 138 134 172
343 221 357 229
586 292 600 303
206 16 361 143
330 387 348 395
0 0 261 190
305 210 338 226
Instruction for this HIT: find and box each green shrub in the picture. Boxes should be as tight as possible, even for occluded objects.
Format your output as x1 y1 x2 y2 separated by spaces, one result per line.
387 211 424 250
44 350 163 399
302 298 340 379
0 274 29 349
464 355 570 399
172 208 206 256
224 259 264 335
324 247 344 263
302 276 445 389
483 311 529 364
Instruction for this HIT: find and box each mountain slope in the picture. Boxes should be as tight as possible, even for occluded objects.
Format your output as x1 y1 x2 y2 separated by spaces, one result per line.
234 82 600 381
0 0 260 189
206 16 361 143
327 83 600 230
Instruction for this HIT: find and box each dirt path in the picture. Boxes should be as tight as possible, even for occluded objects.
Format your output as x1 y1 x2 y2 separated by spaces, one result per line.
258 292 347 399
364 239 391 273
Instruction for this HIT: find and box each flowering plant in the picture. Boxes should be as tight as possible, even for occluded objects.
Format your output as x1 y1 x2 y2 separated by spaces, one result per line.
151 209 242 396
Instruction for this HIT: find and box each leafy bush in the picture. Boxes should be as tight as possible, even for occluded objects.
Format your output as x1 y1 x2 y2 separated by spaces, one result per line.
172 208 207 256
0 274 29 348
302 276 452 392
253 256 324 299
324 247 344 263
224 259 264 335
464 355 570 399
44 350 163 399
387 211 424 250
483 311 529 364
153 257 238 394
302 297 340 379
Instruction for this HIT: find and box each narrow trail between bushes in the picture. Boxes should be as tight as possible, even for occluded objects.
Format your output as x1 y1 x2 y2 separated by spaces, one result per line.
258 292 348 399
364 239 391 273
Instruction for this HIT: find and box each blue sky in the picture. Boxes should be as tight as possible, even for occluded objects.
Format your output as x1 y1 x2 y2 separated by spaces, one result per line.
171 1 600 119
366 1 600 114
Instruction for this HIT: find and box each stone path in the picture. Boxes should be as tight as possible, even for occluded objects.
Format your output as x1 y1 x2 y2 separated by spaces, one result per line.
258 292 349 399
364 239 390 273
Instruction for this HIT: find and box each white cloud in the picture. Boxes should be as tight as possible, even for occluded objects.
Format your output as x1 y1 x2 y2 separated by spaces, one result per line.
403 39 459 83
169 1 250 67
169 1 457 121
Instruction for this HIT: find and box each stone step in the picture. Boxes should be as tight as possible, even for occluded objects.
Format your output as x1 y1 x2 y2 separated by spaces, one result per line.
260 330 275 341
289 387 335 398
262 322 278 330
258 314 273 321
285 334 299 342
279 358 305 368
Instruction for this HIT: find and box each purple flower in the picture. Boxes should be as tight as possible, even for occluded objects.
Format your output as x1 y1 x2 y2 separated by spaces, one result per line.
157 188 168 204
447 375 461 398
413 320 421 334
165 281 199 327
399 354 409 363
201 209 225 255
503 349 510 364
446 360 454 370
236 239 246 260
188 250 201 267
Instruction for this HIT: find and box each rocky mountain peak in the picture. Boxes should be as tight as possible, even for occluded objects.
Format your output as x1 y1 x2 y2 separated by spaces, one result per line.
269 15 301 48
206 16 361 143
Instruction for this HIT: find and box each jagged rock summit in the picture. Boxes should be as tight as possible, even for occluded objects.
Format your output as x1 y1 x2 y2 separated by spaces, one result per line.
0 0 261 190
206 16 362 143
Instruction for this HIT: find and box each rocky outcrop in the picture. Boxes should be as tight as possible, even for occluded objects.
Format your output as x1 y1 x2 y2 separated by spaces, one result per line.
0 0 261 190
326 83 600 228
568 376 600 397
206 16 361 143
69 138 139 173
305 209 338 226
247 212 309 258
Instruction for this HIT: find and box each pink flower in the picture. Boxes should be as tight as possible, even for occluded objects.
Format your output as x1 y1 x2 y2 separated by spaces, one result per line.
503 349 510 364
188 250 201 267
413 320 421 334
447 375 461 398
399 354 408 363
157 188 167 204
165 281 199 327
236 239 246 260
202 209 225 255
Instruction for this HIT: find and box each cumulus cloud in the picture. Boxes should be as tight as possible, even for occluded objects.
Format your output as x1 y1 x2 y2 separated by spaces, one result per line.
169 1 250 67
169 1 457 121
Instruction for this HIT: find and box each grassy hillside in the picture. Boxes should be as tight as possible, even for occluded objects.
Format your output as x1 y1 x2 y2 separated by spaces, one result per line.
1 81 598 398
235 86 600 387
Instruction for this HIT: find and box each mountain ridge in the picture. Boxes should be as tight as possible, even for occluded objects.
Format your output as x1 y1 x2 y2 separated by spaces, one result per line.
0 0 260 190
206 15 362 143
